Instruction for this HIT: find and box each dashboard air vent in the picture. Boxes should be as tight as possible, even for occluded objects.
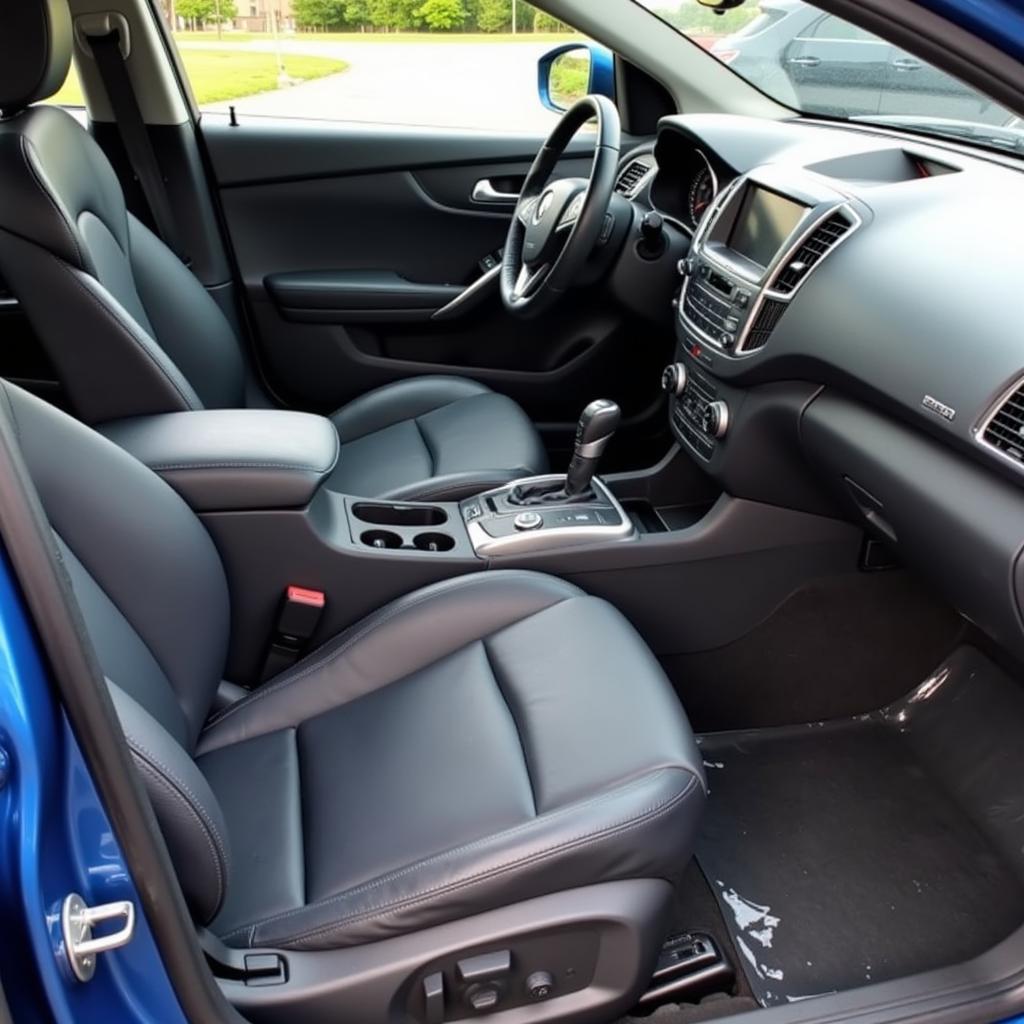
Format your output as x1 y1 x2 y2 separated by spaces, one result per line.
615 158 653 196
774 211 853 294
744 299 788 352
982 384 1024 463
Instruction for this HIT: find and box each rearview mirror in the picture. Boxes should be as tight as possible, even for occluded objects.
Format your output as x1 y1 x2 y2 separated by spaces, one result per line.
538 43 615 114
696 0 748 9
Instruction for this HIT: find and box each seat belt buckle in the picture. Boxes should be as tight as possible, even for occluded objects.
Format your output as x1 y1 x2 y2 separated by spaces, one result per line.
261 586 325 682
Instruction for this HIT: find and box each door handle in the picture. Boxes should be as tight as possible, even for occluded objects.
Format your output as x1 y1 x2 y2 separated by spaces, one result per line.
787 55 821 68
472 179 520 204
891 58 922 71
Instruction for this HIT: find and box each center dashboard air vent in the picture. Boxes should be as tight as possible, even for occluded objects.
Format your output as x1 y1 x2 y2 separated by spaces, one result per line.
773 211 854 295
615 157 654 197
980 381 1024 465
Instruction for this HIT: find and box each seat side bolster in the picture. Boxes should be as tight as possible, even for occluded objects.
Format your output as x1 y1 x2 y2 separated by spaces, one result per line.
197 571 583 756
108 683 232 924
225 767 703 951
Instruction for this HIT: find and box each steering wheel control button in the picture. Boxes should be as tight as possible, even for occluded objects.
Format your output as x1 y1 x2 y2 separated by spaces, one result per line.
513 511 544 532
662 363 688 396
526 971 555 1000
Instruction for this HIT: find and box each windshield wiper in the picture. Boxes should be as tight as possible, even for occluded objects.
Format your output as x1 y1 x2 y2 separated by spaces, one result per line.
850 114 1024 153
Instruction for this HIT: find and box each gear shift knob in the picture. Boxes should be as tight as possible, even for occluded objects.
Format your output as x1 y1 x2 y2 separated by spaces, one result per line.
565 399 620 497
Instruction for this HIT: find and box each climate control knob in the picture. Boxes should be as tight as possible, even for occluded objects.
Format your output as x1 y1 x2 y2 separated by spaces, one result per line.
703 400 729 440
661 363 688 397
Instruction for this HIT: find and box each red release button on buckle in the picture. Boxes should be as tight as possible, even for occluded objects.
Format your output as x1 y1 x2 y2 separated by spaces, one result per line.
287 586 325 608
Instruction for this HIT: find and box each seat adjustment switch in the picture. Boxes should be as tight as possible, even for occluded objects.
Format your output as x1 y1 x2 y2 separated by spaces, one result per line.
457 949 511 983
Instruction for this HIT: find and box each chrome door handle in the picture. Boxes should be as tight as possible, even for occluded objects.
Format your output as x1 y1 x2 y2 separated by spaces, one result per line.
892 58 922 71
787 55 821 67
472 179 520 204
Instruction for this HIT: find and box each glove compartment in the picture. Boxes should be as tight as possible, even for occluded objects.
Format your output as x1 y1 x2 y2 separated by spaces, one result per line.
801 391 1024 662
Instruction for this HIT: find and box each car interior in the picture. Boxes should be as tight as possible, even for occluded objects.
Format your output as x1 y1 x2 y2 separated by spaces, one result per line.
0 0 1023 1022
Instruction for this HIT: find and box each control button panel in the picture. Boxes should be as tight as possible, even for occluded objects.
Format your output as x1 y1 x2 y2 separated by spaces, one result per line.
677 257 758 355
669 361 730 461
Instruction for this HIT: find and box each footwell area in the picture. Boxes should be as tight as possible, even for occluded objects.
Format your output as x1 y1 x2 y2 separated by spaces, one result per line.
695 647 1024 1007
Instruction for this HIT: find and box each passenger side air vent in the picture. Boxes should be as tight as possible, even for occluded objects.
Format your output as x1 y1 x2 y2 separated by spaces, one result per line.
743 299 788 352
773 211 854 294
981 383 1024 464
615 158 654 196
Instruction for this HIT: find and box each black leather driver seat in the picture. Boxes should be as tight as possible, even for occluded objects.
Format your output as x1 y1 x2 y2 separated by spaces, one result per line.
2 378 706 1019
0 0 547 503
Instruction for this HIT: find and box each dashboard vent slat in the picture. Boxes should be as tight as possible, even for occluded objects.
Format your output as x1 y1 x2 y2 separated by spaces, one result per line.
774 212 854 294
744 299 788 351
983 382 1024 463
615 159 652 196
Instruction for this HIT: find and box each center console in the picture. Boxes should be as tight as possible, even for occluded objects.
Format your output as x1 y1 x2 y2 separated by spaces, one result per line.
667 166 862 463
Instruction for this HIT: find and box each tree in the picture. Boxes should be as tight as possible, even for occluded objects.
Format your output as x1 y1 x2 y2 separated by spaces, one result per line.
294 0 346 29
210 0 237 23
533 9 571 32
417 0 466 29
476 0 510 32
176 0 214 27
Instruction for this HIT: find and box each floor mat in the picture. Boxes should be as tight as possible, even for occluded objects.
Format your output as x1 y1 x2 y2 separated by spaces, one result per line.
695 680 1024 1006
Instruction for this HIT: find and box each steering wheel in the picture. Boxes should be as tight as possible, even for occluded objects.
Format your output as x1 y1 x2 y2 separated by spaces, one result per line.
501 95 621 318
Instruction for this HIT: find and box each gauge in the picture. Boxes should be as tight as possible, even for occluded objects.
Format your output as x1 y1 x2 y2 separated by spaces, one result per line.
687 154 719 229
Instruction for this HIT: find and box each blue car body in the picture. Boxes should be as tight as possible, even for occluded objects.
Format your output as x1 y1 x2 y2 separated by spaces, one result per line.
0 1 1021 1020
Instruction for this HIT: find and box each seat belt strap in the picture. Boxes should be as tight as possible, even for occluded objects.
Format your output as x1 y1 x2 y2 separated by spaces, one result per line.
89 31 190 265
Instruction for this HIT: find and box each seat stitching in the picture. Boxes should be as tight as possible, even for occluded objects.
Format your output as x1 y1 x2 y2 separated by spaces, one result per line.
132 755 225 912
127 736 231 872
149 460 334 474
481 638 537 818
203 573 575 734
411 415 436 476
245 772 700 947
220 767 692 942
19 135 84 266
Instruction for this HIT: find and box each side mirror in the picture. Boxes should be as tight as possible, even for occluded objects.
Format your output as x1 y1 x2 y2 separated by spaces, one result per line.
538 43 615 114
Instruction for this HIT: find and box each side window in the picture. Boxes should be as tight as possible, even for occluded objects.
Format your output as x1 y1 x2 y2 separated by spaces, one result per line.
807 14 877 41
163 2 596 132
47 60 85 108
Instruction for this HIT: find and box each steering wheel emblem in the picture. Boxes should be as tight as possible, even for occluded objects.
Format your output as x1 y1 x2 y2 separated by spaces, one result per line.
533 190 554 225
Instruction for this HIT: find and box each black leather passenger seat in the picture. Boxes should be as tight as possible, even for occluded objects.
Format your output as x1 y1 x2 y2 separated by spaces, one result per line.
0 378 706 1020
0 0 547 503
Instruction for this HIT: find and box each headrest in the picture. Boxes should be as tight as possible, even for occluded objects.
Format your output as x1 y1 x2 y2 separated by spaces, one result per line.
0 0 72 116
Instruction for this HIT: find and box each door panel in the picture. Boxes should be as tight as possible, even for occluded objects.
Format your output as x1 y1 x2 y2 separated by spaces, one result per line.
202 116 671 466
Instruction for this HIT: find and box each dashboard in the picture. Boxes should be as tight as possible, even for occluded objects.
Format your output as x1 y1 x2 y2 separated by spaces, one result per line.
610 113 1024 660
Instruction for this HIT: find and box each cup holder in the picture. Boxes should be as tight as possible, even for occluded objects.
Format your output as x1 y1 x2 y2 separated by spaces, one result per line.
414 532 456 553
353 503 447 528
361 530 403 550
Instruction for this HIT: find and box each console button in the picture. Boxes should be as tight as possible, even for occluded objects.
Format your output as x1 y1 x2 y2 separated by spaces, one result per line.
736 291 751 308
703 400 730 440
467 984 501 1012
526 971 555 1000
513 511 543 532
723 316 740 332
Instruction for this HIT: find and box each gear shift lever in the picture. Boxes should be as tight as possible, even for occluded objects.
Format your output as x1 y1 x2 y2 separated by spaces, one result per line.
510 399 620 506
565 399 621 497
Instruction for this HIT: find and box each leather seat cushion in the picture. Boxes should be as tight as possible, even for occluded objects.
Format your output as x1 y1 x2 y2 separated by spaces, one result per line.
196 572 706 951
327 376 548 501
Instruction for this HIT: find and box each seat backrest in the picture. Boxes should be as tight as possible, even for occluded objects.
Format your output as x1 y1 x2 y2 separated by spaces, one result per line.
0 0 249 424
0 380 235 921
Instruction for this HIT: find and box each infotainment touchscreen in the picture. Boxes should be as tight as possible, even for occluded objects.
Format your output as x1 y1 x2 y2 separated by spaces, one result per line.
728 186 807 269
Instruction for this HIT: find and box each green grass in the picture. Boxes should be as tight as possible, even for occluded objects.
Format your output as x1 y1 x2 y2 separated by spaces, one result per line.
51 49 347 107
548 54 589 108
173 30 579 44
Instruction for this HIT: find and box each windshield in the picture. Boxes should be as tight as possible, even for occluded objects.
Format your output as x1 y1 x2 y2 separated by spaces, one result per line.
633 0 1021 150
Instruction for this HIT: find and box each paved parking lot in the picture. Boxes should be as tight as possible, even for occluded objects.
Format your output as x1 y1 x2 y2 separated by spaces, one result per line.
192 39 567 133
